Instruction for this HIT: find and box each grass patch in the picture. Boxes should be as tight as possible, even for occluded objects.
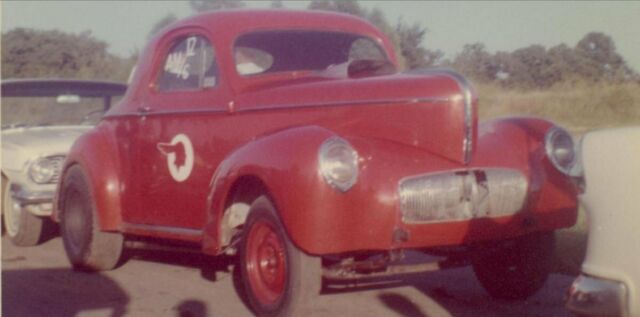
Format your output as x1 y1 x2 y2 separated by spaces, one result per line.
477 81 640 134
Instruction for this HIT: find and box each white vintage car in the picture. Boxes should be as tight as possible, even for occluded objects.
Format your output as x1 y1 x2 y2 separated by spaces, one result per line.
566 126 640 317
1 79 127 246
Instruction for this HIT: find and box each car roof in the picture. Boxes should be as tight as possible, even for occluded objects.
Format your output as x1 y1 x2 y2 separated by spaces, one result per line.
1 78 127 97
169 9 385 40
122 9 397 102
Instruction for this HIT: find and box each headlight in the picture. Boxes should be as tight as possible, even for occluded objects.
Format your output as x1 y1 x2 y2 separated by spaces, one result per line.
545 127 582 177
28 156 64 184
318 136 359 192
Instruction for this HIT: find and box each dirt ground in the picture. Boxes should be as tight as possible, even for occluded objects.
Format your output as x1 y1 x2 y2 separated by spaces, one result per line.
2 236 575 317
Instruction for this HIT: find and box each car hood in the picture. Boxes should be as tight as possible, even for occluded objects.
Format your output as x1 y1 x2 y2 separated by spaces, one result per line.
235 72 477 164
1 125 92 171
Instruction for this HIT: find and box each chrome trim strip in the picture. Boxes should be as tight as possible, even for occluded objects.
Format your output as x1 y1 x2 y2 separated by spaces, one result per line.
103 96 450 118
122 223 203 237
441 71 474 165
235 97 450 113
10 183 54 204
104 108 227 119
408 68 474 165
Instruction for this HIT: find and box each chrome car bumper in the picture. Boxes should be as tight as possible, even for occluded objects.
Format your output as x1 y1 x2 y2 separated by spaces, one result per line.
10 183 54 216
566 274 629 317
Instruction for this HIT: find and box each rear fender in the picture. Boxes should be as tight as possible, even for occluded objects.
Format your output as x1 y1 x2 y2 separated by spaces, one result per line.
53 127 122 231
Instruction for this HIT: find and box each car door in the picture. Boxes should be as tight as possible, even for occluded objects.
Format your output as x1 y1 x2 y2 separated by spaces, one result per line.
123 30 229 234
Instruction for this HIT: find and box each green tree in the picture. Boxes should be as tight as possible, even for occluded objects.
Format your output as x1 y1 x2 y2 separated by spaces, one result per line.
452 43 496 82
452 32 637 88
509 45 555 88
546 43 581 84
396 20 443 69
575 32 631 82
1 28 133 81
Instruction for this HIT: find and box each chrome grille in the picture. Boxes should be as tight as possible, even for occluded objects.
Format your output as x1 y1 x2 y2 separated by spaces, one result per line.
47 155 66 184
399 168 528 223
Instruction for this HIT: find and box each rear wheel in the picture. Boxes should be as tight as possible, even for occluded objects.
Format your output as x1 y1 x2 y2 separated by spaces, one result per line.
2 177 44 246
240 196 321 317
473 231 555 300
60 165 123 271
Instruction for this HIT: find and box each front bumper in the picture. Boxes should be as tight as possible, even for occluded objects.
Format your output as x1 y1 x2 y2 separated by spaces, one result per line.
10 183 54 216
566 274 629 317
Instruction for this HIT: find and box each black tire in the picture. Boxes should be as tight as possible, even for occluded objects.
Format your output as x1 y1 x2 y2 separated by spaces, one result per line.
59 165 123 271
473 231 555 300
2 176 44 246
239 196 321 317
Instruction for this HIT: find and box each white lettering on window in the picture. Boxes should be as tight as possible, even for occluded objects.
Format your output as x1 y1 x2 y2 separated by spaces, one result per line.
186 36 197 57
164 51 190 80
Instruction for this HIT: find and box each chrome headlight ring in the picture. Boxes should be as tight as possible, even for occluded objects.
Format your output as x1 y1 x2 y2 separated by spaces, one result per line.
545 127 582 177
318 136 359 192
28 156 65 184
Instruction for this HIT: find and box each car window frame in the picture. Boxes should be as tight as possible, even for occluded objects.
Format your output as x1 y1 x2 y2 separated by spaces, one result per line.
149 28 220 94
231 28 391 78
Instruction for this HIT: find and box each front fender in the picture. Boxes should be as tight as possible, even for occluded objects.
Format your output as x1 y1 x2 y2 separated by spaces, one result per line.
53 126 122 231
475 117 578 228
203 125 336 254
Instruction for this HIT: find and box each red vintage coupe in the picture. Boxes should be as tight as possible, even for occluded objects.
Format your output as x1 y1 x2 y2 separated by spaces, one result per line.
54 9 581 317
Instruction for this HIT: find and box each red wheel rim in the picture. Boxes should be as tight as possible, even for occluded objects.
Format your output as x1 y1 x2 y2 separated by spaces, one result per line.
246 219 287 306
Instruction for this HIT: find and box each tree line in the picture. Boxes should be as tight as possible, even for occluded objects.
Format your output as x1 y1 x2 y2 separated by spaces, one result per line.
1 28 135 82
2 0 638 89
452 34 636 89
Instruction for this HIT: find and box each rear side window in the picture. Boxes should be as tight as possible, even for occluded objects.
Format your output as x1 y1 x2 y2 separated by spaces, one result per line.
157 35 218 92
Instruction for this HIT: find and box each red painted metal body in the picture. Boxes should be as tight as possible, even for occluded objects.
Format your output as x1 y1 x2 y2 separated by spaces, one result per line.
54 10 578 257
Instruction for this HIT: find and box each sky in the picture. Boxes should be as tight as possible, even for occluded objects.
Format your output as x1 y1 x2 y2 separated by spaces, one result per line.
2 1 640 72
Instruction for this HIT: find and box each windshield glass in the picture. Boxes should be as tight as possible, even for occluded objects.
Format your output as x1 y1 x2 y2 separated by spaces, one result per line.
1 95 121 129
234 30 389 76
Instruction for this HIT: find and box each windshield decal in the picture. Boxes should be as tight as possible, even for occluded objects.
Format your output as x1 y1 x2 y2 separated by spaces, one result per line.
164 36 199 80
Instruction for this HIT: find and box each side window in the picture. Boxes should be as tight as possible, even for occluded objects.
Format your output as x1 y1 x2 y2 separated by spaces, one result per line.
157 35 217 92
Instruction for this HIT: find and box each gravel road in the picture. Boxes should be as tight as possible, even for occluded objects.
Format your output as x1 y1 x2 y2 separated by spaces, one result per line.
2 236 574 317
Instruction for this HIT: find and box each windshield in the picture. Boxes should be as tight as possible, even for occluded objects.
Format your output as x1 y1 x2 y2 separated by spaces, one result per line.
1 95 121 129
234 30 390 76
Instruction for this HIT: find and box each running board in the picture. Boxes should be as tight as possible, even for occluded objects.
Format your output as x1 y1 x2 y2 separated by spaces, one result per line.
323 256 469 281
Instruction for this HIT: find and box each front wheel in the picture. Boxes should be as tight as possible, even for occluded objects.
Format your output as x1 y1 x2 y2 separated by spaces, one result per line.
2 177 44 246
240 196 321 317
59 165 123 271
472 231 555 300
